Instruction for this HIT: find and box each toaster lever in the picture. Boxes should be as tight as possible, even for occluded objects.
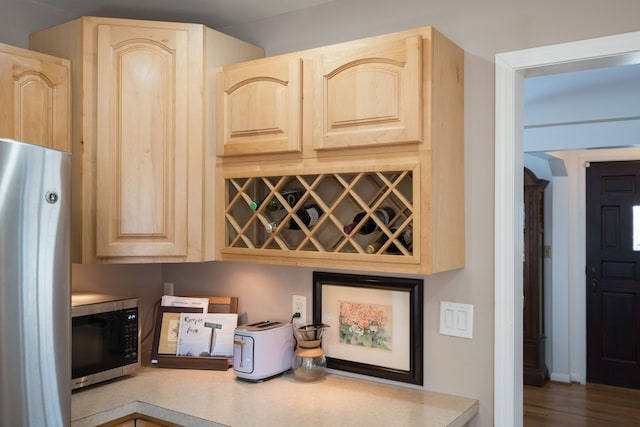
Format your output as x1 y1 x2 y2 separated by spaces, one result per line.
234 338 245 367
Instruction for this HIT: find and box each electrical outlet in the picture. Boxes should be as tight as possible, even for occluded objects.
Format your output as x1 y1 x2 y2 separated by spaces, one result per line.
292 295 306 325
163 282 174 296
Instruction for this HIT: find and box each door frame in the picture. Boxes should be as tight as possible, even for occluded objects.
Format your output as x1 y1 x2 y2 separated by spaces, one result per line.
495 31 640 426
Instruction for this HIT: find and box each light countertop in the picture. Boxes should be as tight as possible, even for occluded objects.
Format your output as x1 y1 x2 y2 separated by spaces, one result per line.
71 367 478 426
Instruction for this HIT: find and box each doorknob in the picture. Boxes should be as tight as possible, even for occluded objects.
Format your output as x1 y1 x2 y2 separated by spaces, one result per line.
592 278 598 292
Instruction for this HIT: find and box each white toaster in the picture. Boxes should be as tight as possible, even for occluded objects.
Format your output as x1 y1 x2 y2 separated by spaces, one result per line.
233 321 294 381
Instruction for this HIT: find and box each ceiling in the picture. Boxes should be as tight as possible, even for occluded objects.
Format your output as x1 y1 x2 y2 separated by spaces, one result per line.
31 0 338 28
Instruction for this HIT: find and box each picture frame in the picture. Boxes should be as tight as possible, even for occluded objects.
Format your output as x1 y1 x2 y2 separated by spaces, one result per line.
151 306 203 363
313 271 423 385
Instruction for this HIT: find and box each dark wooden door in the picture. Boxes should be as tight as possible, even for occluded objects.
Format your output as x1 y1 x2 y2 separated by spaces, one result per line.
523 168 549 386
586 160 640 389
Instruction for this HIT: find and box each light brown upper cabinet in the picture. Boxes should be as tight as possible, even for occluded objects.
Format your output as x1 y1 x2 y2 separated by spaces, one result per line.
312 34 422 151
30 17 263 263
216 27 464 275
216 56 303 157
0 42 70 151
216 26 460 161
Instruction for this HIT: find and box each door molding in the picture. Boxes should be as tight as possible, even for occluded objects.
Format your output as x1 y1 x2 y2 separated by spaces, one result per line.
495 31 640 426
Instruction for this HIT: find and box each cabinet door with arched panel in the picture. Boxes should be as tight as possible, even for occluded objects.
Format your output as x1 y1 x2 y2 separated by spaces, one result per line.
0 42 70 151
312 34 423 151
95 23 195 258
216 56 303 157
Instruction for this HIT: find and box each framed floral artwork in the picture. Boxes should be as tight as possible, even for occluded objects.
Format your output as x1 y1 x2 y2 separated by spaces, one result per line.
313 271 423 385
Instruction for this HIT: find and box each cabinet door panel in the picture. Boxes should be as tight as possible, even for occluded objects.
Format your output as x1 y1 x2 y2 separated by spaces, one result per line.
217 57 302 156
96 24 188 257
314 35 422 150
0 50 70 150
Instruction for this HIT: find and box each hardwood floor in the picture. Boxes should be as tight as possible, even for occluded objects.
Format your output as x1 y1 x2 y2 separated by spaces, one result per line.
524 381 640 426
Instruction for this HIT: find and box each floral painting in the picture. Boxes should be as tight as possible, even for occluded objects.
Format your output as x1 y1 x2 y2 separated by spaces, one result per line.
338 301 392 350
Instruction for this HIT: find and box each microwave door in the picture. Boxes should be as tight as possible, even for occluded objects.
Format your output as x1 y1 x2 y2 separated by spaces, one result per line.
72 312 126 379
71 303 139 389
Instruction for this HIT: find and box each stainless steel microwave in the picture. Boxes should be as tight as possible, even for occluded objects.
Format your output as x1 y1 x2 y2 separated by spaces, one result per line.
71 293 140 390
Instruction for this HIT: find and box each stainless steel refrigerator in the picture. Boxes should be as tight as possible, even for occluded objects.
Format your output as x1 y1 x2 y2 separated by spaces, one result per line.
0 138 71 426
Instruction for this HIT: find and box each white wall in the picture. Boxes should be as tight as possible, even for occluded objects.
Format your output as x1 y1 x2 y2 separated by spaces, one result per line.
3 1 640 426
550 174 570 382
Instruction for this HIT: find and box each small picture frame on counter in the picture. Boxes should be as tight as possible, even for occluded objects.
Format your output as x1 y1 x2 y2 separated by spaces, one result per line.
151 306 203 363
313 271 424 385
150 296 239 371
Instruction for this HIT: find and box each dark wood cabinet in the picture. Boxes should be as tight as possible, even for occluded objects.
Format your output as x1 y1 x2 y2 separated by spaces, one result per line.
523 167 549 386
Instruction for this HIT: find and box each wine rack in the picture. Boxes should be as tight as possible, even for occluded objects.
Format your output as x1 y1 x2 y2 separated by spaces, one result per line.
223 169 415 258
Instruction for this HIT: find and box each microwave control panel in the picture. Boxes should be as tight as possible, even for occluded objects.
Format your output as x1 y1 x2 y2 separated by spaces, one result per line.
123 307 139 364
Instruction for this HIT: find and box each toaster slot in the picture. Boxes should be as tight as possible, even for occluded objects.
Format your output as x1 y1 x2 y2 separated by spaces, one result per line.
247 320 282 328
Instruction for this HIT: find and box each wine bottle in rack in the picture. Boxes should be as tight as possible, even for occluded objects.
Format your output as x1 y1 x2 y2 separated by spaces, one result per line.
265 204 324 233
343 207 395 234
250 189 305 211
365 226 413 254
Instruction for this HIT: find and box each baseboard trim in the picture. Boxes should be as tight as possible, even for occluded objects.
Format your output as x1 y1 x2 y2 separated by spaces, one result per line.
549 372 571 383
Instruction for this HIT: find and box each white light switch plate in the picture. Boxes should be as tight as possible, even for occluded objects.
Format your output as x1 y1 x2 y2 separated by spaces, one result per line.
439 301 473 339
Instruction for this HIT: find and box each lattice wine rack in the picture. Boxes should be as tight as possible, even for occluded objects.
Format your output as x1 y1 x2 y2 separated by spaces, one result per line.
223 170 415 257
